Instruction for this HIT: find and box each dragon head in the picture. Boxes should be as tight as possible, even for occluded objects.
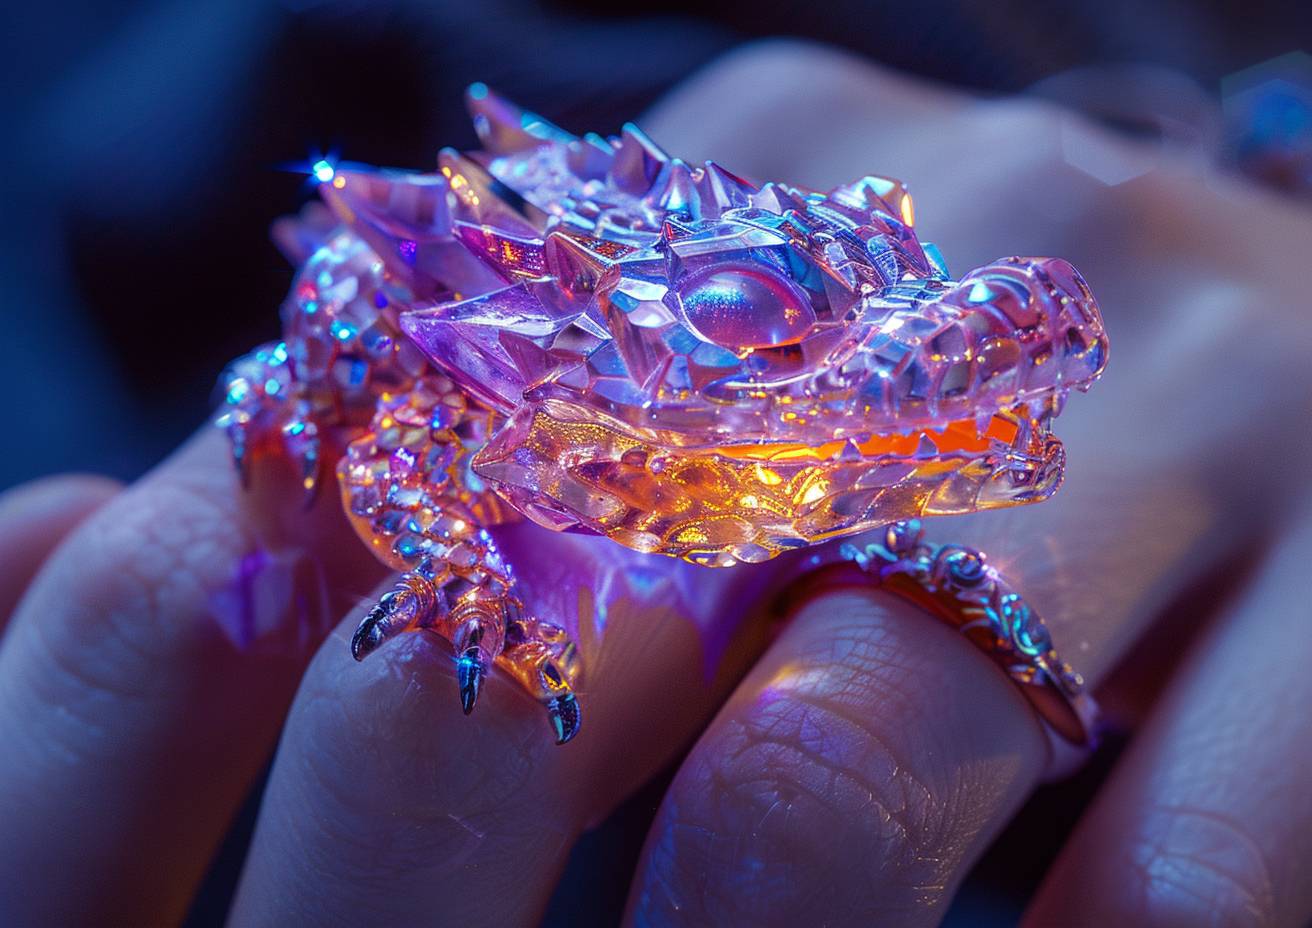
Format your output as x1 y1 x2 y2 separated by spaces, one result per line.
319 86 1108 564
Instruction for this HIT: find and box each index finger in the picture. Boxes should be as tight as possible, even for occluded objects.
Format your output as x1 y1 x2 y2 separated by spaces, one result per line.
0 430 385 926
228 521 786 927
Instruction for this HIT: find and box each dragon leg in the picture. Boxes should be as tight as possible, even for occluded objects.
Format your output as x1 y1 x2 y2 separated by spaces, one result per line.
338 377 583 742
217 341 322 496
217 228 427 499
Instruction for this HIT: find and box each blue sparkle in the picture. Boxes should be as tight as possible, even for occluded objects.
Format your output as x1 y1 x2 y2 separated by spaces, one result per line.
312 159 335 183
967 281 994 304
393 534 424 559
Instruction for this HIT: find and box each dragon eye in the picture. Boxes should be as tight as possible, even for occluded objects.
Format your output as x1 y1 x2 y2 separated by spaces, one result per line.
677 265 816 351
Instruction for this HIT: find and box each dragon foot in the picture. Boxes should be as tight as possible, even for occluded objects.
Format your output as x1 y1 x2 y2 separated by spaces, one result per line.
216 342 322 501
350 574 582 742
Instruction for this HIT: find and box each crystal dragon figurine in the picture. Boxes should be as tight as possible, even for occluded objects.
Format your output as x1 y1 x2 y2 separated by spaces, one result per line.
218 85 1108 743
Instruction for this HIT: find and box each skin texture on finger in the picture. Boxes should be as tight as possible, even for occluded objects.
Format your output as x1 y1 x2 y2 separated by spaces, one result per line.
1025 511 1312 928
227 523 783 928
0 474 121 633
624 588 1048 927
0 430 386 925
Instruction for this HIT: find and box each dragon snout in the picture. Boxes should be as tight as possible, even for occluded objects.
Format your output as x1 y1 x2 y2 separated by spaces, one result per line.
1038 257 1109 391
950 256 1109 402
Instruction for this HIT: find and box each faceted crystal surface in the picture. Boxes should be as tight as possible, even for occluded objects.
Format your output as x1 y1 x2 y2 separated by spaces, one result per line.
316 87 1108 563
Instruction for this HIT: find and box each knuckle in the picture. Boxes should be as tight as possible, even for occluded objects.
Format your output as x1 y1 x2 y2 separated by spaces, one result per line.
646 668 961 920
2 474 254 766
650 38 904 175
966 96 1063 144
17 472 251 710
702 37 867 92
1126 805 1277 928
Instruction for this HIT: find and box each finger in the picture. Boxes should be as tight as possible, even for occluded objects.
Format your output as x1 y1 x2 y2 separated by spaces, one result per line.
614 428 1240 926
228 522 782 928
0 474 121 631
1025 512 1312 928
0 429 385 926
616 41 1256 925
624 585 1049 927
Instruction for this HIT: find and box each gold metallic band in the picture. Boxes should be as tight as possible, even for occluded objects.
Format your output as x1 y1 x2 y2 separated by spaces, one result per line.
791 521 1099 748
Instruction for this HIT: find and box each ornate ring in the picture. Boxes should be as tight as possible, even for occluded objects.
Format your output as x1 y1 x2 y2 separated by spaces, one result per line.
217 84 1108 744
824 521 1098 748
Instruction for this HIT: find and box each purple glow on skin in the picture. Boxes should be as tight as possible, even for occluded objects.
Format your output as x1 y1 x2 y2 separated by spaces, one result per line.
209 547 330 654
489 521 884 682
235 549 269 648
490 522 780 680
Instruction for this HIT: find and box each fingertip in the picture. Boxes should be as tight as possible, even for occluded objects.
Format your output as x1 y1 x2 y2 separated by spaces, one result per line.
548 692 580 744
232 520 777 927
285 608 558 814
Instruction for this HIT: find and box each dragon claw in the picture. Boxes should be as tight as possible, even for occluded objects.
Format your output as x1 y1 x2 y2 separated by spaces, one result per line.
350 585 424 661
546 693 581 745
349 604 390 661
456 646 488 715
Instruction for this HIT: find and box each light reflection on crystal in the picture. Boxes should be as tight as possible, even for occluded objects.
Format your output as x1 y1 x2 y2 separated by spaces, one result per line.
224 84 1108 572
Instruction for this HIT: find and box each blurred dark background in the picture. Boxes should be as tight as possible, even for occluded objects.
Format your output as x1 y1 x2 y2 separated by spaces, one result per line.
2 1 1308 924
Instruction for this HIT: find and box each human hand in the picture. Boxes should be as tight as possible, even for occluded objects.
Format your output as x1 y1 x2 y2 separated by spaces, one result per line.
1 40 1309 927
